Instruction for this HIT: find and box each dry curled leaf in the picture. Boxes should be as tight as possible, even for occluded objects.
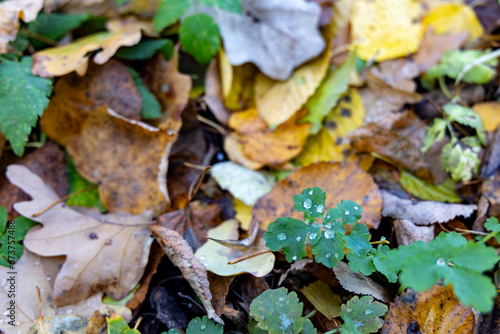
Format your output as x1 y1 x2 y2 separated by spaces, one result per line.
0 0 43 53
150 224 223 324
7 164 153 306
67 108 175 216
252 161 382 229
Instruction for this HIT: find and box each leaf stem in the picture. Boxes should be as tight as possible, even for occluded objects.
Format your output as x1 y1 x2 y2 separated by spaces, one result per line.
478 231 497 244
371 240 389 245
455 48 500 85
304 309 317 319
32 183 99 217
438 75 454 99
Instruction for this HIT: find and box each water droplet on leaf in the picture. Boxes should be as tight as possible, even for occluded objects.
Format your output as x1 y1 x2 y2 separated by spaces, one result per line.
345 210 350 215
309 233 317 240
200 324 207 330
303 199 312 209
325 223 332 229
295 236 301 241
277 233 287 241
324 230 335 239
365 309 373 315
326 253 331 258
309 190 313 195
317 204 324 213
292 255 297 260
199 255 207 261
437 258 446 266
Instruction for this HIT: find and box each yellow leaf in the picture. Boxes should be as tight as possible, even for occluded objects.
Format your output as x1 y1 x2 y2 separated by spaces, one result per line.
351 0 423 61
474 101 500 131
302 281 342 320
422 3 483 43
296 89 364 166
234 198 252 231
219 49 256 111
254 46 331 128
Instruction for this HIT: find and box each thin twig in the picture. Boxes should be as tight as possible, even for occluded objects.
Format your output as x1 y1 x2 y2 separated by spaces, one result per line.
456 48 500 85
227 250 272 264
188 165 210 201
19 28 58 46
32 184 99 217
196 115 227 136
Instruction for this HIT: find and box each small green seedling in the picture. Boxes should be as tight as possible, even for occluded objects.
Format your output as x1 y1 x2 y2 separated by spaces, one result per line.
249 288 316 334
338 296 387 334
165 316 223 334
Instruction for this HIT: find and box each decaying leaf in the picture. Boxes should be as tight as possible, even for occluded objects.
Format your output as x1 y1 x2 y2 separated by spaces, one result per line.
228 108 312 166
382 191 476 225
382 285 475 334
223 135 264 170
302 280 342 320
195 219 275 277
0 0 42 53
393 219 435 246
41 60 142 146
25 314 89 334
7 164 154 306
150 224 223 324
67 108 174 216
32 17 157 78
252 161 382 230
188 0 325 81
474 101 500 132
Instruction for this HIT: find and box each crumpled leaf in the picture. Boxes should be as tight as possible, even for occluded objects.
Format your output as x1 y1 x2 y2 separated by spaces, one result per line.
422 3 484 43
7 164 154 306
67 108 174 217
0 56 53 156
188 0 325 81
211 161 276 206
228 108 311 166
253 161 382 230
0 0 42 53
195 219 274 277
340 296 387 334
399 171 461 203
32 17 157 78
25 314 88 334
249 287 316 334
254 44 330 128
351 0 423 61
301 280 342 320
381 285 475 334
381 191 476 225
150 224 223 324
40 60 142 146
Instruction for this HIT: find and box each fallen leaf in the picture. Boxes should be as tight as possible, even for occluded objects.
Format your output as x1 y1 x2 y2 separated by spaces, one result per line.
67 108 174 216
382 191 476 225
32 17 157 78
413 27 468 73
422 3 483 43
278 258 313 286
474 101 500 132
332 261 390 302
252 161 382 229
219 49 256 111
207 272 238 318
195 219 275 278
381 285 475 334
141 48 192 132
254 44 330 128
188 0 326 81
295 89 365 166
228 108 311 166
0 0 43 53
393 218 435 246
399 171 461 203
7 164 154 306
40 60 142 146
150 224 223 324
211 161 276 206
25 314 89 334
468 0 500 34
351 0 423 61
223 135 264 170
234 198 252 230
302 280 342 320
204 58 232 126
482 128 500 178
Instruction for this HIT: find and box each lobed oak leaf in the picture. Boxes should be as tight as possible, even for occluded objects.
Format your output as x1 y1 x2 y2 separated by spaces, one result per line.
7 164 154 306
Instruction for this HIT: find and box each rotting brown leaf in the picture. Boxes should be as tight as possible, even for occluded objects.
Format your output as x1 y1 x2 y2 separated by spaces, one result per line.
67 107 175 216
7 164 154 306
252 161 382 229
41 60 142 146
150 224 223 324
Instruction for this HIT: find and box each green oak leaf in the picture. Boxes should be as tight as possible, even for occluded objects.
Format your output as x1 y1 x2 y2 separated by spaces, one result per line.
336 200 363 225
293 187 326 218
264 217 320 262
154 0 192 32
422 118 447 153
392 232 498 313
179 14 221 65
250 288 310 334
197 0 242 13
127 67 162 120
0 56 53 156
339 296 387 334
484 217 500 242
115 39 170 60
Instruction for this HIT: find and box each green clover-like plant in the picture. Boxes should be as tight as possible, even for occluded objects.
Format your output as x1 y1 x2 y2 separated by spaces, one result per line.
165 316 223 334
339 296 388 334
264 187 371 269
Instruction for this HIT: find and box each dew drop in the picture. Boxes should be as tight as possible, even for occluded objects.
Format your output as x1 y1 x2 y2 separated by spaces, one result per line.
277 233 287 241
354 206 358 210
309 233 317 240
295 236 301 241
436 258 446 266
305 218 310 224
46 275 51 281
199 255 207 261
33 261 40 267
309 190 313 195
325 223 332 229
365 309 373 315
327 215 331 219
200 324 207 330
344 210 350 215
334 253 339 258
303 199 312 209
326 253 331 258
324 230 335 239
292 255 297 260
279 297 285 302
316 204 325 213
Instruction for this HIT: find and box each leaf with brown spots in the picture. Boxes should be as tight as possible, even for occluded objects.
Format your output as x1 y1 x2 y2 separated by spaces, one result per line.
252 161 382 229
227 108 311 166
67 107 175 217
40 60 142 146
7 164 153 306
382 285 475 334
